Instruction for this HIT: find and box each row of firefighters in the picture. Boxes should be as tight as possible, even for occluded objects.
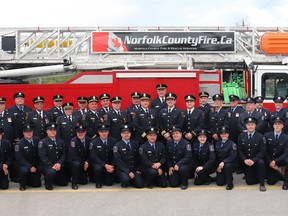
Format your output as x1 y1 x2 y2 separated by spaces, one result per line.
0 83 287 191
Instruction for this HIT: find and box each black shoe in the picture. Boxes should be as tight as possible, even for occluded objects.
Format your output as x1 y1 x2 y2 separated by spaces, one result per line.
45 184 53 190
146 184 153 189
121 183 128 188
72 184 78 190
19 185 26 191
180 184 188 190
282 184 288 190
260 185 266 192
210 176 216 182
226 184 234 190
96 183 102 188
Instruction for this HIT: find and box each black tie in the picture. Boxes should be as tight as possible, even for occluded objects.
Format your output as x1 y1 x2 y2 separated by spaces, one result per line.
30 141 34 146
81 140 85 148
52 139 56 145
0 113 2 118
168 109 171 113
275 134 279 140
103 141 107 145
174 142 178 149
199 145 202 152
127 142 131 150
248 134 252 139
220 142 224 148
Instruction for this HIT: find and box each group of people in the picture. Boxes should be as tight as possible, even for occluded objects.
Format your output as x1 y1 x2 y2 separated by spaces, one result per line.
0 83 287 192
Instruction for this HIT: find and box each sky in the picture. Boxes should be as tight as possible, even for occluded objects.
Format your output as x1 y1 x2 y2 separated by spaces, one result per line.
1 0 288 27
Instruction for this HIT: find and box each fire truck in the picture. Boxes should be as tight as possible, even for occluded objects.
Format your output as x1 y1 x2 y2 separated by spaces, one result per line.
1 27 288 110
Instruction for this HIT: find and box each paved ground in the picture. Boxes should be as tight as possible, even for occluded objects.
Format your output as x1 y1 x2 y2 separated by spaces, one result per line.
0 174 287 216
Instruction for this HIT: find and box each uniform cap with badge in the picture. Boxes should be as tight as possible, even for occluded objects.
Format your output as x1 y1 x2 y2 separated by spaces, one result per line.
156 84 167 90
212 94 224 101
198 91 209 98
218 126 230 134
88 96 99 103
77 96 88 103
52 94 63 101
273 117 284 124
170 125 183 133
75 125 87 132
254 96 264 103
62 102 74 110
244 116 257 124
99 93 110 100
273 96 285 103
13 92 25 99
184 94 196 101
229 94 239 101
0 97 7 104
46 122 58 130
140 93 151 100
98 124 110 131
165 92 177 100
130 92 141 98
22 124 34 132
120 125 131 133
146 127 158 135
245 97 256 104
33 96 45 104
110 96 122 103
197 129 208 137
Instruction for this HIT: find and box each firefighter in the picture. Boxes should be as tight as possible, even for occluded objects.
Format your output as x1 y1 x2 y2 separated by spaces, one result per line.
67 125 91 190
73 96 88 118
56 102 81 146
182 94 203 144
14 125 41 191
270 96 288 134
126 92 141 139
151 84 167 112
48 94 64 122
227 94 245 143
159 93 184 144
264 117 288 190
105 96 128 141
26 96 53 139
237 117 266 191
166 125 192 190
89 124 117 188
133 93 158 145
0 127 13 190
192 129 215 186
98 93 111 118
0 97 15 144
254 96 271 133
38 123 68 190
198 91 212 131
8 92 32 182
139 127 167 188
208 94 229 142
8 92 32 142
238 97 265 134
214 126 238 190
83 96 103 140
113 125 144 188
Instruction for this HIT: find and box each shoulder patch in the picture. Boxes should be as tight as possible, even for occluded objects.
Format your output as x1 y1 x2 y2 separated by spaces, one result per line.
263 137 266 144
14 145 19 152
38 141 43 148
228 112 231 118
113 146 118 153
210 107 215 113
139 148 143 155
89 143 93 150
103 114 108 121
181 111 185 117
232 143 237 150
209 145 214 151
186 144 192 151
71 141 76 148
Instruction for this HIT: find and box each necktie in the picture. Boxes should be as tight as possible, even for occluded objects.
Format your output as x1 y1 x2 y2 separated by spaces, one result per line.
30 141 34 146
199 145 202 152
105 108 109 113
68 116 72 122
275 134 279 140
127 142 131 150
220 142 224 148
52 139 56 145
168 109 171 113
81 140 85 148
0 113 2 118
161 98 165 104
174 142 178 149
248 112 251 116
103 141 107 145
39 111 43 118
118 111 121 116
248 134 252 139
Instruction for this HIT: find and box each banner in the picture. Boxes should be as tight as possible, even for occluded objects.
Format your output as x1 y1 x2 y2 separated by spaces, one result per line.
91 31 236 53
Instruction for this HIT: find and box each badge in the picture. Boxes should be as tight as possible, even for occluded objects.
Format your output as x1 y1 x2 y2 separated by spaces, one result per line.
45 118 49 124
236 113 239 117
263 137 266 144
209 145 214 151
71 141 76 148
82 114 86 121
181 112 185 117
139 148 143 154
232 143 237 150
97 146 102 148
62 122 67 125
103 114 108 121
113 146 118 153
147 151 152 154
228 112 231 118
38 141 43 148
14 145 19 152
89 143 93 150
8 118 12 122
186 144 192 151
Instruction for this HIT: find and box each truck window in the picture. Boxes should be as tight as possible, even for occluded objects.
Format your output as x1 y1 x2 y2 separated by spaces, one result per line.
262 73 288 98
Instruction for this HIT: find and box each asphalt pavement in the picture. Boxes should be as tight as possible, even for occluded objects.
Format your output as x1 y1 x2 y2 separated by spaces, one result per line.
0 174 287 216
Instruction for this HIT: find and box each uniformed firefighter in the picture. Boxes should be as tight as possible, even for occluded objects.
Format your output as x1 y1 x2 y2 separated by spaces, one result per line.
0 97 14 144
126 91 141 139
48 94 64 122
151 84 167 113
73 96 88 118
98 93 111 117
255 96 271 134
14 125 41 191
113 125 144 188
270 96 288 134
198 91 212 131
139 127 167 188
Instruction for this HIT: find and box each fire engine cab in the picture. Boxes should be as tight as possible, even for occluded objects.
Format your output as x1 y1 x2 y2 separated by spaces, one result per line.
1 26 288 110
